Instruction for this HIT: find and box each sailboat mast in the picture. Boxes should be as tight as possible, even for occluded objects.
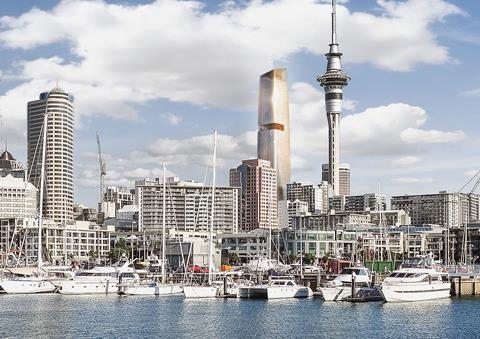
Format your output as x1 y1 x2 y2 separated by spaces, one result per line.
208 130 217 285
162 161 167 284
37 94 50 269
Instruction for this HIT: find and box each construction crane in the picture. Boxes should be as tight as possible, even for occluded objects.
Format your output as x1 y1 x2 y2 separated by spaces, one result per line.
96 132 107 213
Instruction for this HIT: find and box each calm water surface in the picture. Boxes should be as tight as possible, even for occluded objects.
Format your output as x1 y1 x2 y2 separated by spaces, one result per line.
0 295 479 338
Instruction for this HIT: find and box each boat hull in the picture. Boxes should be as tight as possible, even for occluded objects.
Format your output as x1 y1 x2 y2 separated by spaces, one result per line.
320 287 351 301
54 279 119 295
381 282 451 302
0 279 56 294
119 284 183 296
183 286 218 298
238 286 313 299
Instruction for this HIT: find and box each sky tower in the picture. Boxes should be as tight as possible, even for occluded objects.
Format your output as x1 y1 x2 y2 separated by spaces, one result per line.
317 0 350 196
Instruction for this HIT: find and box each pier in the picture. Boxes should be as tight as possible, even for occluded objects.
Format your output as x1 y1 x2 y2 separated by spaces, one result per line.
451 275 480 296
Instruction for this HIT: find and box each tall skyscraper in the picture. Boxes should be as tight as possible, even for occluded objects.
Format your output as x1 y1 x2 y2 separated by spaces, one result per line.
28 87 75 224
322 163 350 196
230 159 278 232
257 68 291 201
317 0 350 196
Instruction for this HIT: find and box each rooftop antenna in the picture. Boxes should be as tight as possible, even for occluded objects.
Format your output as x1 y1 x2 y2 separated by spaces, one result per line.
331 0 337 45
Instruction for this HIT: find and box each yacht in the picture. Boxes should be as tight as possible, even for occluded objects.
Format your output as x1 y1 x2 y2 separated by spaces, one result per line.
0 275 57 294
381 256 450 302
118 280 183 296
238 277 313 299
54 262 138 295
319 266 372 301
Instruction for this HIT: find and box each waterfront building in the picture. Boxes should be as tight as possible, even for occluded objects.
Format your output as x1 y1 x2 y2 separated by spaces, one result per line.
257 69 291 201
292 211 372 231
73 204 98 222
219 229 269 264
230 159 278 231
391 192 478 228
0 174 38 219
137 176 239 234
27 87 74 224
322 163 350 196
329 195 345 212
0 150 26 179
286 182 328 213
278 199 310 229
0 218 113 265
345 193 386 212
317 0 350 196
453 222 480 264
101 186 135 219
370 210 411 227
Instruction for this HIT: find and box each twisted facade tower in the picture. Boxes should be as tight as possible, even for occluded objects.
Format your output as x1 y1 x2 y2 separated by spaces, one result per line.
317 0 350 196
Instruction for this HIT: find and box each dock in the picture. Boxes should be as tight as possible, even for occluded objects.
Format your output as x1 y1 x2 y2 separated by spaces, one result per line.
450 274 480 296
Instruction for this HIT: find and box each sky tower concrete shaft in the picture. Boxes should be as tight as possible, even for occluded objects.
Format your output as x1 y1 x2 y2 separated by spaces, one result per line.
317 0 350 196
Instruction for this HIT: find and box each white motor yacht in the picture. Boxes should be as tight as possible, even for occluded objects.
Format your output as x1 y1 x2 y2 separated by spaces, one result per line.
0 275 56 294
381 256 450 302
54 262 138 295
238 278 313 299
319 267 372 301
118 281 183 296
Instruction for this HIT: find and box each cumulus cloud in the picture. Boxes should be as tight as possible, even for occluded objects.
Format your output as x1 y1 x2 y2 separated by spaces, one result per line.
400 128 466 144
391 156 421 166
289 83 465 158
391 177 434 184
0 0 464 147
161 112 183 125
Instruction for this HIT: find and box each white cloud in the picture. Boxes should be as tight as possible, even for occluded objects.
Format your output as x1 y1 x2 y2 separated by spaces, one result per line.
462 88 480 97
289 83 465 157
391 177 434 184
391 156 421 166
161 112 183 125
0 0 464 147
400 128 466 144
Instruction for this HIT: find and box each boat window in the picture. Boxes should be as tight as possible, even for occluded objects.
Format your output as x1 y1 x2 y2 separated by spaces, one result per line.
287 281 294 286
388 273 398 277
442 275 448 282
396 273 407 278
339 268 364 275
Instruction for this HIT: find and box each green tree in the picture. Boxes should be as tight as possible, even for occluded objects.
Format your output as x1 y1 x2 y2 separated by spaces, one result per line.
287 254 298 264
303 253 316 265
109 238 128 262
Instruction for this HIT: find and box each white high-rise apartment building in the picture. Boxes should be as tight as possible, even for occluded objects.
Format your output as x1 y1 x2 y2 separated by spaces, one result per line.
322 163 350 196
136 177 239 234
0 174 38 219
28 87 74 224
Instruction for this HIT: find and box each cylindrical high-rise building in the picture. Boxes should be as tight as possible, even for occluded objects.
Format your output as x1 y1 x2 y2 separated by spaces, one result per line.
257 68 291 201
28 87 75 224
317 0 350 196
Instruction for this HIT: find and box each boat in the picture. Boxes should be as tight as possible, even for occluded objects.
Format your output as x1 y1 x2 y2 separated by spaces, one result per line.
319 266 372 301
0 275 57 294
238 277 312 299
380 255 450 302
183 130 221 299
53 261 139 295
118 281 183 296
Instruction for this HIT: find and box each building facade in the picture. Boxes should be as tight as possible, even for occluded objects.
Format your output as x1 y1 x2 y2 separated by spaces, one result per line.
391 192 477 228
137 177 239 234
230 159 278 231
286 182 327 213
257 68 291 201
322 163 350 196
0 150 25 179
0 174 38 219
28 87 75 224
345 193 386 212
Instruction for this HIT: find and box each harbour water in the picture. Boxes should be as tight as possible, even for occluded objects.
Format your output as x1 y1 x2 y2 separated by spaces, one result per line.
1 295 479 338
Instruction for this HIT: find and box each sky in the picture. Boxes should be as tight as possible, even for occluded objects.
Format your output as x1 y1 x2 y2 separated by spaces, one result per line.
0 0 479 208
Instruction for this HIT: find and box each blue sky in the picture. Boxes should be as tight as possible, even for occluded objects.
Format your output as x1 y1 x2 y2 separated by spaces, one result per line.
0 0 479 208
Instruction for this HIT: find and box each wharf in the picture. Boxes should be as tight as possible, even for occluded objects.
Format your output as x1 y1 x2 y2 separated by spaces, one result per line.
450 274 480 296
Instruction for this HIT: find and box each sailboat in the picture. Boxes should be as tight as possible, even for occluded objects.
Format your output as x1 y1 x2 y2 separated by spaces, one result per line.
117 162 183 296
0 92 56 294
183 130 219 298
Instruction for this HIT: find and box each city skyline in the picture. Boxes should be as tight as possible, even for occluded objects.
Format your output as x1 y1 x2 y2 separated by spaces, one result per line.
0 0 478 207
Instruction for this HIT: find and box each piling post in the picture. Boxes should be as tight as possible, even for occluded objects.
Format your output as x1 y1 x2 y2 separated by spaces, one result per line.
351 273 356 300
458 276 462 297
